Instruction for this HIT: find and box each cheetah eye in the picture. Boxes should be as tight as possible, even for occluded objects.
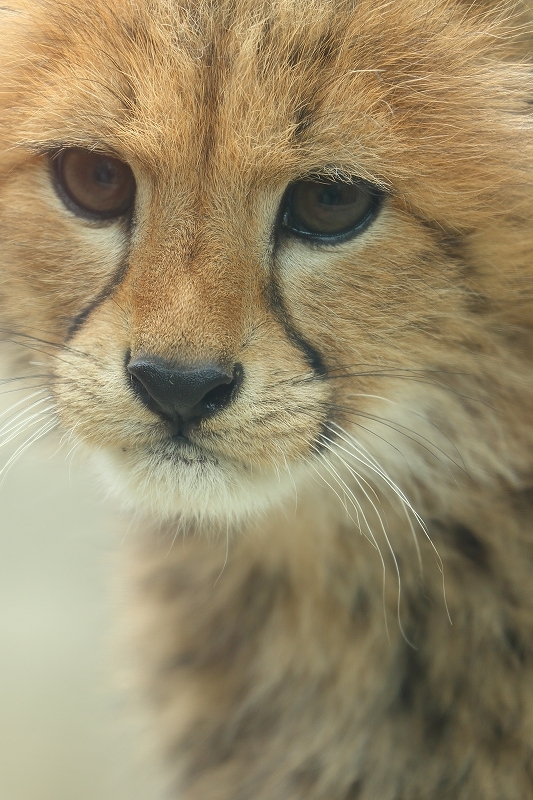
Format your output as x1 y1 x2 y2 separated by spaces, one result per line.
280 178 383 242
52 148 136 220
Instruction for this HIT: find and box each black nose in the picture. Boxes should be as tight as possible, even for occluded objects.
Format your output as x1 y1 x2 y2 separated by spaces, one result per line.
128 357 242 425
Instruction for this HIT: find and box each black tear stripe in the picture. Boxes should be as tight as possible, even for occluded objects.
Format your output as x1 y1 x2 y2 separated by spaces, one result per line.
66 227 134 342
267 274 326 377
267 274 332 456
66 253 130 342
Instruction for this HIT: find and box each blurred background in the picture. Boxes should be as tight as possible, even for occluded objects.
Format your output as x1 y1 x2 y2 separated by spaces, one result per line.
0 370 155 800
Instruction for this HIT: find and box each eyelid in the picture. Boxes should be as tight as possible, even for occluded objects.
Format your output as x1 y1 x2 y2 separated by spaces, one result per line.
37 140 120 157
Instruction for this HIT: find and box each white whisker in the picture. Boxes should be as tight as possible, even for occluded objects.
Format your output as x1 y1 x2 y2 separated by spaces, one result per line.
49 421 80 460
308 454 363 534
214 519 231 586
330 422 452 624
0 394 51 439
0 405 56 450
0 419 57 485
311 448 390 643
0 389 47 426
320 437 415 647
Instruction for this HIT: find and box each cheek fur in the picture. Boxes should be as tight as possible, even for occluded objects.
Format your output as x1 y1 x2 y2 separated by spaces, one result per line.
0 158 129 333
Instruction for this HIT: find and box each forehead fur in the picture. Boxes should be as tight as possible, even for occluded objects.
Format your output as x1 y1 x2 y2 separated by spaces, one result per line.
1 0 531 231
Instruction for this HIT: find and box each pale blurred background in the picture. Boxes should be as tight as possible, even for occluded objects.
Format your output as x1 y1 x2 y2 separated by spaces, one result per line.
0 367 155 800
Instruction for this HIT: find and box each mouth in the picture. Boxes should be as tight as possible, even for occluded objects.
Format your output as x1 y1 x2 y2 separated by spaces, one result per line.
153 433 221 468
94 415 311 525
102 427 278 524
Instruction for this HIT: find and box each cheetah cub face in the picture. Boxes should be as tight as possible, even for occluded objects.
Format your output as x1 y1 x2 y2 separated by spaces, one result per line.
0 0 531 526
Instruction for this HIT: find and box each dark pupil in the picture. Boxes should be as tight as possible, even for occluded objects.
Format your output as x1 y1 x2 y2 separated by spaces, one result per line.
94 161 117 186
318 186 344 206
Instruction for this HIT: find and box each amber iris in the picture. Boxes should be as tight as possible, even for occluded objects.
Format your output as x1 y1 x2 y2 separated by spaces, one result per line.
53 148 135 219
282 178 381 240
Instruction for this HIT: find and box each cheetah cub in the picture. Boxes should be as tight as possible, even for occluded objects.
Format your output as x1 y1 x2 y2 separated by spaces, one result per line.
1 1 533 797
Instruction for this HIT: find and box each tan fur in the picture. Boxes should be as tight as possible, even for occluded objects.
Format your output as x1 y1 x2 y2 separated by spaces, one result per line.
1 0 533 797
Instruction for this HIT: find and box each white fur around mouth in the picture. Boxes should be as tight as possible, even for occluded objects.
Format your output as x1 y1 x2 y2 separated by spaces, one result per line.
94 434 304 525
156 437 219 467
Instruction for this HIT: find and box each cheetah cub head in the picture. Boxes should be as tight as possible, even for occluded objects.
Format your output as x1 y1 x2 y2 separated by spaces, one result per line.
1 0 532 525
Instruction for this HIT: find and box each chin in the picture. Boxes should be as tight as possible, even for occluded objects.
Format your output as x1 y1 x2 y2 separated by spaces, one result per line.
93 438 302 527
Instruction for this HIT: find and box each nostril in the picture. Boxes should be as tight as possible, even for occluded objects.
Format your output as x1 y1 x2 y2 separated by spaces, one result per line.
200 363 243 416
129 371 149 404
129 371 174 420
129 371 146 399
